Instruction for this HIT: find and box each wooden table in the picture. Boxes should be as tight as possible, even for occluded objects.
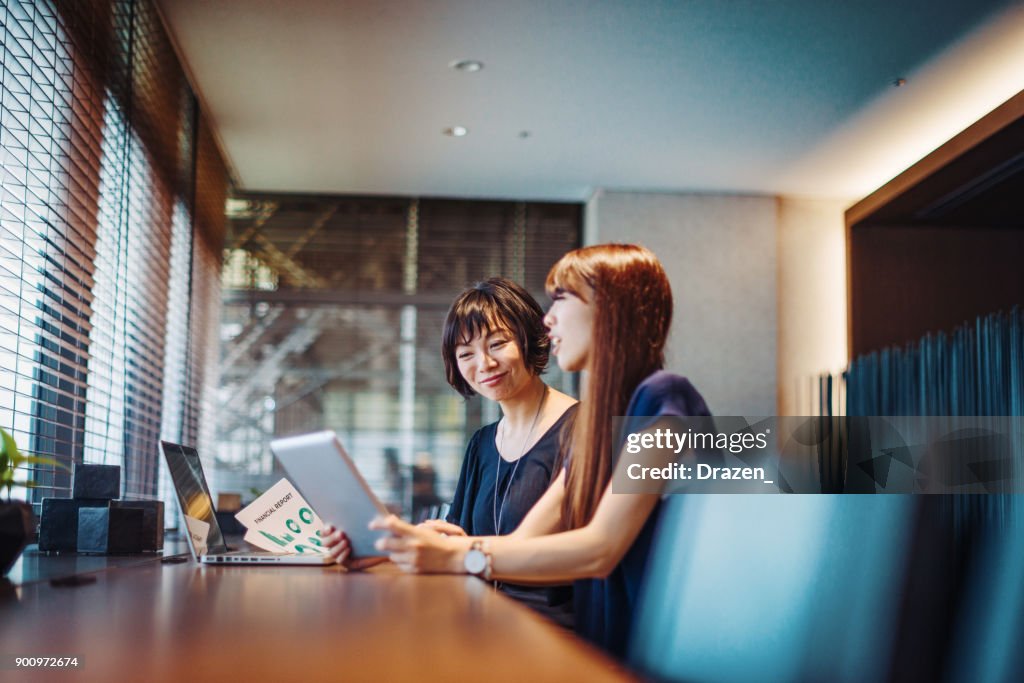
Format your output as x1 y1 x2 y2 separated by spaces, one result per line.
0 553 635 682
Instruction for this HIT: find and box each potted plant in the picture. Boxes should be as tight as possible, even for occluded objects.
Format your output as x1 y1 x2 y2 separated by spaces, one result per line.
1 428 67 575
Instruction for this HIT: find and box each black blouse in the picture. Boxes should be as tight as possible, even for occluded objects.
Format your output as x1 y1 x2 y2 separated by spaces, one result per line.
446 404 577 627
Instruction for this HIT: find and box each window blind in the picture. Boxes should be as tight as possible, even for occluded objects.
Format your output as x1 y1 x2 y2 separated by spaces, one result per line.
0 0 228 509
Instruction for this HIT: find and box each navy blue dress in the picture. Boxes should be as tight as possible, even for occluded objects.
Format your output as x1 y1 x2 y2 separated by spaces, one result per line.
447 404 577 627
572 371 712 658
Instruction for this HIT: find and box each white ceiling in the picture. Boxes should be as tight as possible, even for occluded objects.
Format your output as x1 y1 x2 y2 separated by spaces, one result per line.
156 0 1024 204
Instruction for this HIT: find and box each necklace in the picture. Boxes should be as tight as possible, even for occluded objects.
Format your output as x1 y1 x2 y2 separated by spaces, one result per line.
493 385 549 535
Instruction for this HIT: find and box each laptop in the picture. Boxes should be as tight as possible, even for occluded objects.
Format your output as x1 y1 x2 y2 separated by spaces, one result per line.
160 441 332 565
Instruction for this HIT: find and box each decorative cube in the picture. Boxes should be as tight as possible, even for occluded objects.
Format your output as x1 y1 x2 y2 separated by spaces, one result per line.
72 464 121 500
111 500 164 551
77 506 144 554
38 498 108 551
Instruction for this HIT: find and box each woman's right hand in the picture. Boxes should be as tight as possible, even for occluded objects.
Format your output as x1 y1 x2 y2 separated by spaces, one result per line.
418 519 467 537
322 524 389 570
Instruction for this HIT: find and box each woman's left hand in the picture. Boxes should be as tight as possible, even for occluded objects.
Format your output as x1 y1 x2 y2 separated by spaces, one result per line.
370 515 468 574
321 524 389 571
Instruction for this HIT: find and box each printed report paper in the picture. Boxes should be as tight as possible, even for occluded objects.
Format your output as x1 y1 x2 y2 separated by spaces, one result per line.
234 478 328 555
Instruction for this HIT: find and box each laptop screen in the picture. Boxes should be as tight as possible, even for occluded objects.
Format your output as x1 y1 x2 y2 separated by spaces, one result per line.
161 441 229 556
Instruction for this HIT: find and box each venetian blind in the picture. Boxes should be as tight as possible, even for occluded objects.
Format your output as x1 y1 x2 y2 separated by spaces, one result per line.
0 0 227 507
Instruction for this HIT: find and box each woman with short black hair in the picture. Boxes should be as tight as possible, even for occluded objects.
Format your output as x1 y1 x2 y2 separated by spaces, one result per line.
328 277 577 627
431 278 577 627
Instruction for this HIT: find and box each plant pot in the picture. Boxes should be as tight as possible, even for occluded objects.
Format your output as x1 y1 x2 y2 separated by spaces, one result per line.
0 501 34 576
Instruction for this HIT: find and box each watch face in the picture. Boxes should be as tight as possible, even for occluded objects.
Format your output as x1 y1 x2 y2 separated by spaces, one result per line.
464 549 487 575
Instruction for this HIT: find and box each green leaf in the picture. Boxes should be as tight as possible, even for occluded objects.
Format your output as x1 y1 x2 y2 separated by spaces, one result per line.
20 454 69 471
0 427 16 459
0 428 70 475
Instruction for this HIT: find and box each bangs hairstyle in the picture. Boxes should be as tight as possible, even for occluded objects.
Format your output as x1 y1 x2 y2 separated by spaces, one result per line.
441 278 550 398
546 244 673 529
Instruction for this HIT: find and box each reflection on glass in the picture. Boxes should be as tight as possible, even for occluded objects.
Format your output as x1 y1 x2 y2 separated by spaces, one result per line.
161 442 227 554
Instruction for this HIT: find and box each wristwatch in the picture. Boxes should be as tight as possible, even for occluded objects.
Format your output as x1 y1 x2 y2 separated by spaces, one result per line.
463 540 492 579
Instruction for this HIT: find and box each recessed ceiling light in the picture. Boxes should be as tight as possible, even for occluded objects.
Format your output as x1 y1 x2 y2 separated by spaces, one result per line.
443 126 468 137
449 59 484 72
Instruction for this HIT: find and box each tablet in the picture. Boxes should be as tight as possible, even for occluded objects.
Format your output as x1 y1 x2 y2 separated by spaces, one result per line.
270 431 389 558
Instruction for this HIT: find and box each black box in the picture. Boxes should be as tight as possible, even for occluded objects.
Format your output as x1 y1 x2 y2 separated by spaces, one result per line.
111 500 164 551
77 506 144 554
72 464 121 500
38 498 108 551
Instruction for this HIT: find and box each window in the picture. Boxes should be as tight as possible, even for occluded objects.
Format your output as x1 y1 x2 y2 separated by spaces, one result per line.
0 0 227 511
217 196 581 517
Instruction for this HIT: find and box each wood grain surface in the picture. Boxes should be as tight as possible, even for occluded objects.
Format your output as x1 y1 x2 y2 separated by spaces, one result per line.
0 560 635 682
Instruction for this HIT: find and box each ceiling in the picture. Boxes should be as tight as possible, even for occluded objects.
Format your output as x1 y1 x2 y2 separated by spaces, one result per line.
155 0 1024 203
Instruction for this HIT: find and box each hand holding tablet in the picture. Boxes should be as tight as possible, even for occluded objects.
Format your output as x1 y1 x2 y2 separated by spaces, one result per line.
271 431 390 560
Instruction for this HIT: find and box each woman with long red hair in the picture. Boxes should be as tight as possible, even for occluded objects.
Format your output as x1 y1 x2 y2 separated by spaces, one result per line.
324 244 712 657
